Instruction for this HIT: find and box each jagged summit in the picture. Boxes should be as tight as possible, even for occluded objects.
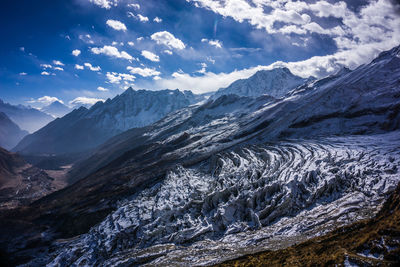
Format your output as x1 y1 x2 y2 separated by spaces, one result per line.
212 67 307 99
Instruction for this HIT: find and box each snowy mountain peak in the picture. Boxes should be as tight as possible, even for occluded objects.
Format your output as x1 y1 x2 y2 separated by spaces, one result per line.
41 101 72 118
212 67 307 99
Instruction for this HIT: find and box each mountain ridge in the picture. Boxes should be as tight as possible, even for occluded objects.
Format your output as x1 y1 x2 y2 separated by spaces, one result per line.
0 112 28 150
13 88 205 156
0 99 54 133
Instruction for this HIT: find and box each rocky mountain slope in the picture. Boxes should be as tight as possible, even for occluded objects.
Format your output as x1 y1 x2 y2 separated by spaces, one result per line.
0 112 28 150
41 100 72 118
0 99 54 133
211 67 309 99
0 45 400 266
13 89 202 156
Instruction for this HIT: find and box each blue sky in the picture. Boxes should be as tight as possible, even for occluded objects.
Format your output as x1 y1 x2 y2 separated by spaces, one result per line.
0 0 399 107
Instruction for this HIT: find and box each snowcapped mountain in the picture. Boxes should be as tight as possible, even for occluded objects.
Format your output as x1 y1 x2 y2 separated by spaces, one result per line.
13 88 204 156
2 45 400 266
0 99 54 133
211 67 309 99
41 100 72 118
0 112 28 150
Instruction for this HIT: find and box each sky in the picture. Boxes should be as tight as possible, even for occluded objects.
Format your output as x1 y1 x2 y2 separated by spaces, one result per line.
0 0 399 108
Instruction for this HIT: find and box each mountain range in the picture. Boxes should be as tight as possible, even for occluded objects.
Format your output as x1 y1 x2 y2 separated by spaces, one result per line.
0 112 28 150
0 45 400 266
13 89 203 156
0 99 54 133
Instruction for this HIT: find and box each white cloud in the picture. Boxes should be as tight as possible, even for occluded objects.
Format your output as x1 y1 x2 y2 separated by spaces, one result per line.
127 3 140 9
202 38 222 48
72 49 81 56
151 31 186 50
19 72 27 76
20 47 25 52
75 64 84 70
53 60 64 66
153 76 161 80
153 17 162 23
91 45 133 60
196 62 207 74
137 14 149 22
37 96 64 105
69 97 104 106
128 12 149 22
163 50 173 55
127 41 134 46
41 71 51 76
137 37 144 41
106 19 127 31
106 72 136 84
89 0 117 9
141 50 160 62
84 62 102 71
127 66 161 77
53 67 64 71
79 34 94 44
40 64 52 69
189 0 400 78
97 86 109 91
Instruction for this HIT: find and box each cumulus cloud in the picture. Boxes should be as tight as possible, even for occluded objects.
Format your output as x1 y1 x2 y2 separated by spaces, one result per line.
141 50 160 62
189 0 400 79
19 72 27 76
127 66 161 77
72 49 81 56
201 38 222 48
106 72 136 84
163 50 173 55
41 71 51 76
153 17 162 23
128 12 149 22
97 86 109 91
84 62 102 71
75 64 84 70
127 3 140 9
53 67 64 71
69 96 104 107
106 19 127 31
151 31 186 50
91 45 133 60
53 60 64 66
40 64 52 69
36 96 64 105
127 41 134 46
89 0 117 9
79 34 94 44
